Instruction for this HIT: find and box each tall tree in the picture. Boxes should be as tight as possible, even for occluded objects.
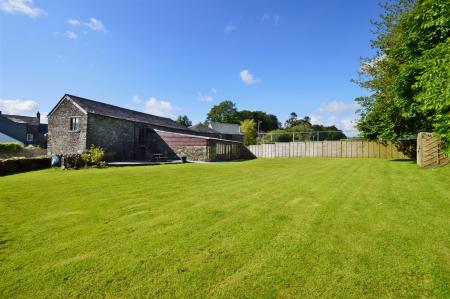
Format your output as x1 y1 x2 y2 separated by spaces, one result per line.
176 115 192 127
206 100 238 124
354 0 450 152
284 112 298 128
237 110 280 131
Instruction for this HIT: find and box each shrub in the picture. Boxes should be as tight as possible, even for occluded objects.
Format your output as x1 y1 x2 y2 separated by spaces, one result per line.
61 145 105 169
89 145 105 167
81 152 90 167
63 154 84 169
0 142 23 153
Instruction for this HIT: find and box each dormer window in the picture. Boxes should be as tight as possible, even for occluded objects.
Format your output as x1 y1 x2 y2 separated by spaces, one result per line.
70 117 80 131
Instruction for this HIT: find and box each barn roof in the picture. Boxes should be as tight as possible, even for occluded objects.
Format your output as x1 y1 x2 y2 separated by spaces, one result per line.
51 94 189 131
1 115 40 126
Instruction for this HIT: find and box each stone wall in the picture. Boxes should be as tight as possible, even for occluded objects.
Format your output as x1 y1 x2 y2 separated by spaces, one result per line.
87 114 136 160
169 145 209 161
47 98 87 156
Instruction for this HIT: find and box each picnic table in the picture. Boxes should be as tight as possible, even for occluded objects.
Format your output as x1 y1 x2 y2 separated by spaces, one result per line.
152 153 167 162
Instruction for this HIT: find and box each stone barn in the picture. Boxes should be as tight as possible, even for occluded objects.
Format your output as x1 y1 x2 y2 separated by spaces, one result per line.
47 94 253 162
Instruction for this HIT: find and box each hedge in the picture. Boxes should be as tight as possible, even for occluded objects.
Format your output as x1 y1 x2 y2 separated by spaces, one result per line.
0 157 50 176
0 142 23 153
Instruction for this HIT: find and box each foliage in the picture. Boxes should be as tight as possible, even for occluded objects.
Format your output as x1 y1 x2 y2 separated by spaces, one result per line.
205 101 280 131
1 159 449 297
262 115 346 143
206 100 239 124
240 119 257 145
63 154 84 169
354 0 450 153
89 144 105 167
81 152 90 167
64 145 105 169
176 115 192 127
237 110 280 131
0 142 23 153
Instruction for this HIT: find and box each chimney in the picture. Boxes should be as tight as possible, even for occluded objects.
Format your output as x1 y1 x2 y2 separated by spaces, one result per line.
36 111 40 122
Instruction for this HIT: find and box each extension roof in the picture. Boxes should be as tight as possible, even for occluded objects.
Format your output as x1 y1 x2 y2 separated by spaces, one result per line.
49 94 189 131
209 122 243 135
189 123 219 134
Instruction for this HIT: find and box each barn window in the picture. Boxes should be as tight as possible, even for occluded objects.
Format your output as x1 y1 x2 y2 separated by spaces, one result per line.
26 133 33 142
70 117 80 131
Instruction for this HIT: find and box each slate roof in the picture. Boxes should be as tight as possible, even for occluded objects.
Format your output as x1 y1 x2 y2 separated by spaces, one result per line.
209 122 243 135
2 115 40 126
189 123 219 134
62 94 189 131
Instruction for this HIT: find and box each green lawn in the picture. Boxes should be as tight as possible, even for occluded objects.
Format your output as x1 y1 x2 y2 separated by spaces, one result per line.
0 159 449 298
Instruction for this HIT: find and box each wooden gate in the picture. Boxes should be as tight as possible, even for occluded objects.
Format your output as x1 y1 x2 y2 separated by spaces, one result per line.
417 132 449 167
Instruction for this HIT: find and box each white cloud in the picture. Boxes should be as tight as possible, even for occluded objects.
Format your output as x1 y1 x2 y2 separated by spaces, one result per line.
63 31 78 39
84 17 105 31
0 0 45 17
240 69 261 85
144 97 179 118
337 119 356 132
0 99 39 115
211 88 217 94
309 100 360 135
198 92 213 102
224 24 237 34
318 100 359 114
261 13 280 23
67 18 80 26
131 95 142 104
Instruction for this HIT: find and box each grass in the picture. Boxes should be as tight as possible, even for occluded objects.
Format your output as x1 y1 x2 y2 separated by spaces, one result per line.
0 158 449 298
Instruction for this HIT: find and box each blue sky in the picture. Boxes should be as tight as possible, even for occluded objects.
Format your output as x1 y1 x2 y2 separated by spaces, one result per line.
0 0 381 132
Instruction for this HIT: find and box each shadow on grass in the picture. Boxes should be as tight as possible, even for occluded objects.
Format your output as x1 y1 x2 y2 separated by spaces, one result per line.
389 158 416 164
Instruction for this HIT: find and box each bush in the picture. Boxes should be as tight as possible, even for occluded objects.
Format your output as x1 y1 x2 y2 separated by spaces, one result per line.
0 142 23 153
63 145 105 169
89 145 105 167
63 154 84 169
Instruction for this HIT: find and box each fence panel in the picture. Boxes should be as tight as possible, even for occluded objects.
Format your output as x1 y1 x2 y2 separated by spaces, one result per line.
248 140 409 159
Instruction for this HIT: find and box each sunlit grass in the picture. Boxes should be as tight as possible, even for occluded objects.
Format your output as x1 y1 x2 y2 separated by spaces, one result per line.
1 159 449 297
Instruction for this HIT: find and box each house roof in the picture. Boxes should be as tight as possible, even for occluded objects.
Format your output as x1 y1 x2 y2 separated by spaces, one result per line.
209 122 242 135
52 94 189 131
189 123 219 134
1 114 40 126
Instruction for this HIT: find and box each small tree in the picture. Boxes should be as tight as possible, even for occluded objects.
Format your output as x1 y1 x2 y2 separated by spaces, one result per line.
240 119 257 146
176 115 192 127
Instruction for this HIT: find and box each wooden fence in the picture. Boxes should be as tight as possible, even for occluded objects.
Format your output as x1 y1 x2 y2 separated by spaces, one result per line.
417 132 449 167
248 140 411 159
